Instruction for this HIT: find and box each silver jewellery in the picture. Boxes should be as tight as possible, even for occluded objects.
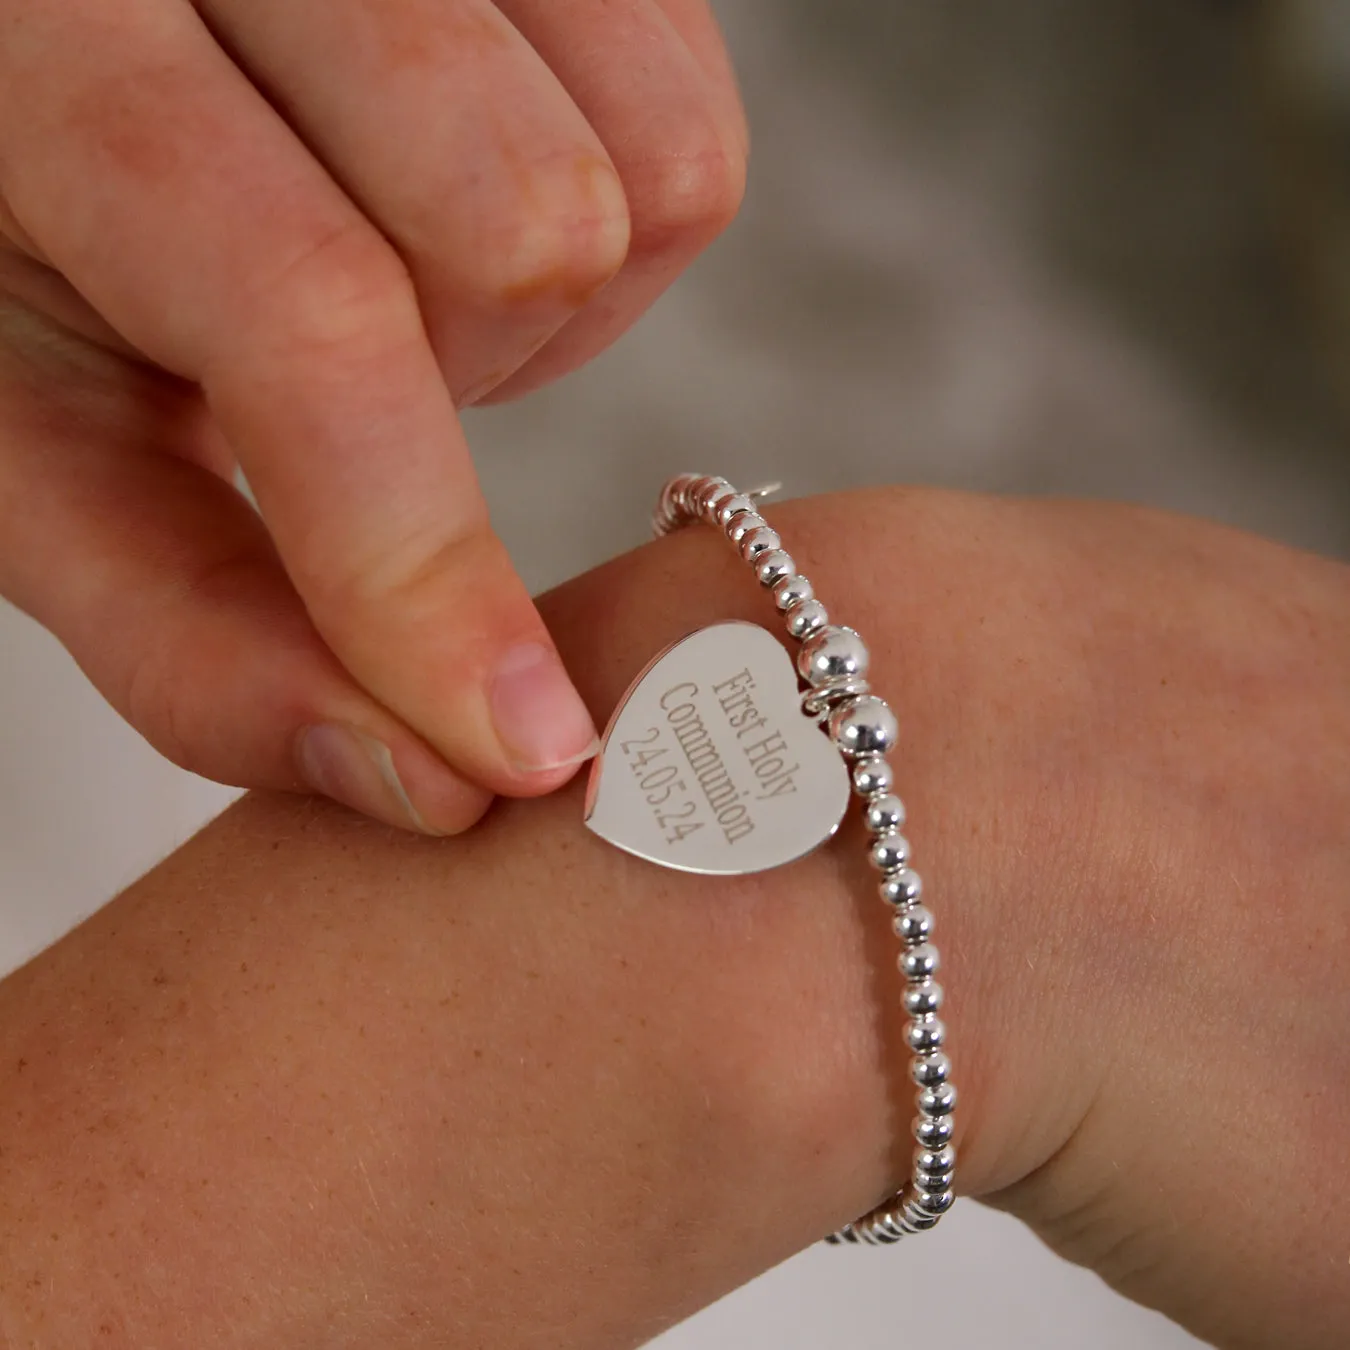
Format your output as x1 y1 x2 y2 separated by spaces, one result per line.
583 474 957 1245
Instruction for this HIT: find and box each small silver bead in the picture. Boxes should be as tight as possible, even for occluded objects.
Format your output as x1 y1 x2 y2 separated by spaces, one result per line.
829 695 898 757
892 904 933 944
915 1167 954 1195
864 793 906 833
727 510 766 544
773 573 814 611
697 478 734 520
880 868 923 906
913 1188 955 1215
901 1207 942 1231
869 830 911 874
914 1115 955 1149
903 980 943 1016
796 625 870 686
900 943 940 981
852 757 894 797
911 1052 951 1087
918 1082 958 1117
716 493 755 528
755 549 795 586
905 1015 945 1054
785 598 829 640
915 1144 957 1176
739 525 781 561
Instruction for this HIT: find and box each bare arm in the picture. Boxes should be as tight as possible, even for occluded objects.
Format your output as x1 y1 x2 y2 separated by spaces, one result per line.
2 489 1348 1350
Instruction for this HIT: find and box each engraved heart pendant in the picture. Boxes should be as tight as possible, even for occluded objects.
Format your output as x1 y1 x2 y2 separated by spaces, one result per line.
584 622 851 875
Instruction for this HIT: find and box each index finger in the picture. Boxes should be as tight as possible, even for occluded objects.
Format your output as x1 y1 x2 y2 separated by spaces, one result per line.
0 0 600 790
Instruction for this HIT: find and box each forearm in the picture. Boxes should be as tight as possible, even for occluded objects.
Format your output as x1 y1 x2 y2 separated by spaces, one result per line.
2 489 1347 1349
0 499 950 1349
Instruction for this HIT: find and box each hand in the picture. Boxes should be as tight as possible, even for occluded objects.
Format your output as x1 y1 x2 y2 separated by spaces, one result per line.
0 0 747 834
1 488 1346 1348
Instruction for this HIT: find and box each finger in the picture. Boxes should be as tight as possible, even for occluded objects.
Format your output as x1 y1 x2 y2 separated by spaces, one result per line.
473 0 747 404
0 0 598 794
195 0 633 406
0 311 491 836
649 0 750 152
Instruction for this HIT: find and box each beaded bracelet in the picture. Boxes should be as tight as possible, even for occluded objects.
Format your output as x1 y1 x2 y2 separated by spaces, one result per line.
583 474 956 1245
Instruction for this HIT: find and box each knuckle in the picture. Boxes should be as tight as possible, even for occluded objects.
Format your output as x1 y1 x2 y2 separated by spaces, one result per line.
472 157 631 310
233 220 420 367
304 516 495 629
630 137 747 256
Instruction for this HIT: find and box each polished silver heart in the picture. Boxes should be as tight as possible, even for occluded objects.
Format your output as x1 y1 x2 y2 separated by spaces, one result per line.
584 622 851 875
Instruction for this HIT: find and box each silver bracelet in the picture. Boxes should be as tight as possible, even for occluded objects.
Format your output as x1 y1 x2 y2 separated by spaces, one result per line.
583 474 956 1244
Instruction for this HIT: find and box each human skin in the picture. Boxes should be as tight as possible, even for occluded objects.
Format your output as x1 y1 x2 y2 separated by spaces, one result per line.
0 489 1347 1349
0 0 746 827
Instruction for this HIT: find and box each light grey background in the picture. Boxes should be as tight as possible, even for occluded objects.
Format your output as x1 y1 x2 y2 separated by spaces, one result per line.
3 2 1345 1345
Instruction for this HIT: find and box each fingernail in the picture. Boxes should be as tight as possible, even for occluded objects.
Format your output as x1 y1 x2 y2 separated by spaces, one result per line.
296 723 440 835
489 642 599 774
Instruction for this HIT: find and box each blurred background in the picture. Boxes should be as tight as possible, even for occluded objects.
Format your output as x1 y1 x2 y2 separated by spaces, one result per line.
3 1 1348 1345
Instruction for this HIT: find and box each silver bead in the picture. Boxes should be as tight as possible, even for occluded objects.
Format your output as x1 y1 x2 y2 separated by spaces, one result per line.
784 598 829 640
727 510 766 544
892 904 933 944
829 695 898 757
912 1177 955 1198
852 757 894 797
696 478 734 520
739 525 781 561
869 830 911 874
911 1052 951 1087
914 1115 955 1149
903 980 943 1017
796 625 870 686
900 1207 941 1231
915 1144 957 1176
918 1082 957 1117
716 493 755 528
905 1015 945 1054
754 549 795 587
880 868 922 907
900 943 940 980
864 793 906 833
773 573 814 611
913 1188 955 1215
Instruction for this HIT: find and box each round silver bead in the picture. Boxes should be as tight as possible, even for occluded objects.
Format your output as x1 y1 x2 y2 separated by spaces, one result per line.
903 980 943 1017
696 478 734 519
869 830 911 874
914 1172 956 1197
715 493 755 528
727 510 766 544
852 756 894 798
829 695 898 757
754 549 795 587
864 793 906 833
915 1144 957 1176
784 598 829 640
914 1115 955 1149
905 1015 945 1054
773 573 814 611
739 525 781 561
880 868 923 907
913 1188 955 1215
892 903 933 944
911 1052 951 1088
900 943 940 981
901 1207 941 1231
918 1082 958 1117
796 625 870 686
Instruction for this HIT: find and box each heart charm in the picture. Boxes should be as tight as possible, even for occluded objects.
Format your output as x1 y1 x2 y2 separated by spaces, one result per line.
584 622 851 875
